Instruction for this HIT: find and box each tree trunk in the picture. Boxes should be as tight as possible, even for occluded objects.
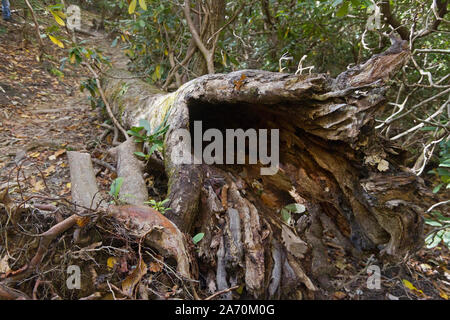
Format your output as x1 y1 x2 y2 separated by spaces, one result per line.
102 45 430 298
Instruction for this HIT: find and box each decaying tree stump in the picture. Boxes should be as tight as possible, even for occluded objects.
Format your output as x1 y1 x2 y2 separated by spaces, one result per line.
101 44 431 298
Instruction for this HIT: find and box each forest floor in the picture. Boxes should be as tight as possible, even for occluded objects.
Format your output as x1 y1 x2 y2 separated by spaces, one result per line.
0 10 449 300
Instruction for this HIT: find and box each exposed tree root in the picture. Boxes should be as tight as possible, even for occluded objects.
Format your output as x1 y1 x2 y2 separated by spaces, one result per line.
109 140 148 205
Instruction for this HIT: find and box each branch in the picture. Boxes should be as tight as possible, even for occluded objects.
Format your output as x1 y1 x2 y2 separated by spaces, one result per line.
204 285 239 300
380 1 410 40
415 48 450 54
427 200 450 213
183 0 214 74
163 40 197 90
414 0 449 40
390 98 449 141
384 87 450 125
24 0 45 53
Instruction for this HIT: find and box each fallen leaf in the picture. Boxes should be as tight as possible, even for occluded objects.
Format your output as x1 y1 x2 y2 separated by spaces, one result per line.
44 165 56 176
281 225 308 259
0 255 10 274
149 261 163 273
260 191 279 208
33 180 46 192
221 185 229 210
75 216 90 228
234 74 247 90
122 258 147 297
335 260 347 270
402 279 424 296
49 149 66 161
377 160 390 172
334 291 346 299
107 257 118 270
387 293 399 300
0 188 14 216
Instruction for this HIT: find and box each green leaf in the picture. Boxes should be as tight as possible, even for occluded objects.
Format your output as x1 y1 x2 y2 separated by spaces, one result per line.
281 208 291 224
193 233 205 244
436 168 450 176
443 230 450 247
425 230 445 249
152 64 162 81
144 199 157 206
127 132 145 143
336 2 350 17
148 143 160 156
128 129 145 137
424 219 443 227
421 126 438 131
109 177 124 198
284 203 306 214
433 183 444 193
49 4 64 11
236 284 245 295
139 119 152 133
431 211 450 222
129 126 145 133
153 124 169 137
134 152 148 159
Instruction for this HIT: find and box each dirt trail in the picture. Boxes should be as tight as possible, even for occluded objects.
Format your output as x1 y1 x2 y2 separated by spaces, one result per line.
0 15 125 201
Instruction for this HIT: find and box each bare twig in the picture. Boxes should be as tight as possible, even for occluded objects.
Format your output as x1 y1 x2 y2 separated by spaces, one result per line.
183 0 215 74
24 0 45 54
91 158 117 173
204 285 239 300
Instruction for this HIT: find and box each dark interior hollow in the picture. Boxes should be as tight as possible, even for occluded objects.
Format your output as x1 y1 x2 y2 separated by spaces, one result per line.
185 99 393 251
187 99 296 200
187 100 281 164
187 101 276 137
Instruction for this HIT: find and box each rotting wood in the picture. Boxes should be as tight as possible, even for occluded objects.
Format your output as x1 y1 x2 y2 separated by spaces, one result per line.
101 43 431 298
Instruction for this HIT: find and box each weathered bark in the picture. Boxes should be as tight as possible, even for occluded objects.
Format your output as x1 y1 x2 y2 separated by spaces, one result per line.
67 151 102 209
109 139 149 206
102 44 430 298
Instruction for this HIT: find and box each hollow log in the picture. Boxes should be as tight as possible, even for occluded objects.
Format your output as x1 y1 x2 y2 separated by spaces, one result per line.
102 45 431 298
